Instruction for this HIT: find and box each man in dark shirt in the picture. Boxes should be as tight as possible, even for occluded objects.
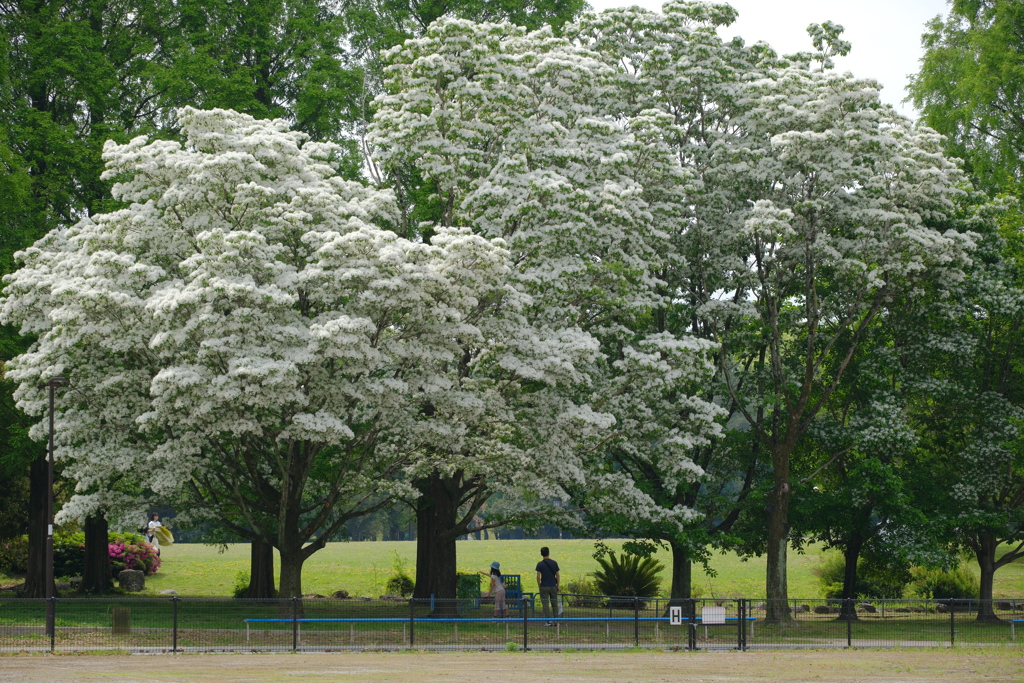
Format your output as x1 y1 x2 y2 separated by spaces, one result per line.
535 546 560 625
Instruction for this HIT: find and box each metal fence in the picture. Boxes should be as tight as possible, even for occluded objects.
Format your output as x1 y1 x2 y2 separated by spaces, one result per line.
1 596 1022 653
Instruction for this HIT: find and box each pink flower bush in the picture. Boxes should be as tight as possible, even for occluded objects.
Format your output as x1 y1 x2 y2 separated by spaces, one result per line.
109 534 160 575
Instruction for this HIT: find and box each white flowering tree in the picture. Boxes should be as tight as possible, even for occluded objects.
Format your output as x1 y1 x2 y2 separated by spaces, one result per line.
567 3 976 618
695 31 972 620
563 1 765 603
0 107 516 598
369 17 728 601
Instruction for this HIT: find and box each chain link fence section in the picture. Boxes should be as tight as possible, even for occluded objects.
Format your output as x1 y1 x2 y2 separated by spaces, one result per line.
0 596 1021 653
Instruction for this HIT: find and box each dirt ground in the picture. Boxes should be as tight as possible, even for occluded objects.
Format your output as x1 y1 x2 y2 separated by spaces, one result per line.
1 649 1021 683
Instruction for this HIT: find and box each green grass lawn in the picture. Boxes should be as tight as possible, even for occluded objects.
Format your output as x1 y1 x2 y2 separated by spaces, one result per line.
133 539 1024 599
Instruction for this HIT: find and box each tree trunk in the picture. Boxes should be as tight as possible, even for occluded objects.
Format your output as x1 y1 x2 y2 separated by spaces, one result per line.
975 532 999 622
23 454 48 598
838 535 863 621
662 540 694 618
764 451 792 623
411 473 460 612
277 548 304 599
669 541 692 601
245 540 276 599
80 515 110 594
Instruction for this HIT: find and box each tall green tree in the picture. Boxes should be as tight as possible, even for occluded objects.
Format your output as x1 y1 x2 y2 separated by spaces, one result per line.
909 0 1024 198
0 0 170 595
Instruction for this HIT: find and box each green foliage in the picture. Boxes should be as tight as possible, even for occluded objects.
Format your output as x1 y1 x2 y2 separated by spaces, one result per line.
0 535 28 575
910 565 980 600
233 570 251 599
812 553 910 600
909 0 1024 198
384 551 415 597
592 551 664 602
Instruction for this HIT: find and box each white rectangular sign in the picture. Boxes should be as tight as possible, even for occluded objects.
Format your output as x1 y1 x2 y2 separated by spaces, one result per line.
669 606 683 626
702 606 726 625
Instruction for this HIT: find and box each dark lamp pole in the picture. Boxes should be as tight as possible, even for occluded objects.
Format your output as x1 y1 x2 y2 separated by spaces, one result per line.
45 376 66 640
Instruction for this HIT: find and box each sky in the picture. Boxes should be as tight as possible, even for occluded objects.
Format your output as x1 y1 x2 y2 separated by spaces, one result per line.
586 0 951 118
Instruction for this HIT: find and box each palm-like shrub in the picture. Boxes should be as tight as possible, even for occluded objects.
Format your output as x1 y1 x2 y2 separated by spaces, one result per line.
592 552 663 608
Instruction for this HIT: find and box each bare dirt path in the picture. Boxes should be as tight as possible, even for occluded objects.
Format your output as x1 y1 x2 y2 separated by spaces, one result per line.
1 649 1022 683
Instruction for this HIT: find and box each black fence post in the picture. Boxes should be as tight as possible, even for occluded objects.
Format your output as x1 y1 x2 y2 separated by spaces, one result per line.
409 598 415 648
292 597 299 651
633 597 639 648
172 597 179 653
950 604 955 647
846 598 852 648
687 598 696 651
737 599 743 651
522 599 529 651
49 597 56 652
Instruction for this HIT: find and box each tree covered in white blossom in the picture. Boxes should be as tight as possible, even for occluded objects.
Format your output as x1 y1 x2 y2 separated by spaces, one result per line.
0 107 520 597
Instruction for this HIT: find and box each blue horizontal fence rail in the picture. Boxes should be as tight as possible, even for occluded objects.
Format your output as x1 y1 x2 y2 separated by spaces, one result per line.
0 596 1021 653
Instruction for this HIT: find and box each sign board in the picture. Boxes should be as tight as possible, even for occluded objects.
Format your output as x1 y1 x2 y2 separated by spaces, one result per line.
669 606 683 626
702 605 726 625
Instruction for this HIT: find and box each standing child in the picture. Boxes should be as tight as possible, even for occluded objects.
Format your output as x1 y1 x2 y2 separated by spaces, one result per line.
480 562 506 618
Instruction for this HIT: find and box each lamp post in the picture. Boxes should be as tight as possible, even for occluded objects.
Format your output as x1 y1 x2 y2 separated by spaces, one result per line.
45 376 65 640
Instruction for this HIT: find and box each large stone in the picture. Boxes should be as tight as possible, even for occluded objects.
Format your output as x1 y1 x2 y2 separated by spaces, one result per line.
331 590 350 599
118 569 145 592
857 603 877 613
813 605 832 614
996 601 1014 611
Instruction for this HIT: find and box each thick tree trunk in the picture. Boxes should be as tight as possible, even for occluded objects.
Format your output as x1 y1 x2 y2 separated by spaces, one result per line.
975 533 999 622
412 494 435 601
669 541 692 601
764 451 792 623
80 515 110 594
277 548 304 599
411 473 460 612
23 454 48 598
663 541 694 618
245 540 276 599
838 535 863 621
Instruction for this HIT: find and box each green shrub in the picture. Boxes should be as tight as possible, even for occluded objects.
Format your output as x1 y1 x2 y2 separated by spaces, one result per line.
384 552 414 597
592 551 663 607
0 536 29 575
910 565 979 600
53 533 86 578
812 552 909 599
233 570 251 598
565 575 602 607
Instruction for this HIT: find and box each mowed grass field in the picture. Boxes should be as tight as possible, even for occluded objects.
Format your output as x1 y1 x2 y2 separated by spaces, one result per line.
125 539 1024 599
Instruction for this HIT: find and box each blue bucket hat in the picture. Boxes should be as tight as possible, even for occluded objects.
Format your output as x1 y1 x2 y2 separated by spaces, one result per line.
490 561 500 570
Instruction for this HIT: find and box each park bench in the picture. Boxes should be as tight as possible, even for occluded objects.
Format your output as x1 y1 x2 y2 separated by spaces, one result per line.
1011 619 1024 640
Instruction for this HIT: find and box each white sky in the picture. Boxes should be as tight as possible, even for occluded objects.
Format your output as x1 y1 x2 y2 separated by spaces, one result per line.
586 0 951 118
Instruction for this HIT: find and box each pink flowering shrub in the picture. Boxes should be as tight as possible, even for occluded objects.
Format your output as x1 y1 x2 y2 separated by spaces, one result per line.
109 533 160 575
